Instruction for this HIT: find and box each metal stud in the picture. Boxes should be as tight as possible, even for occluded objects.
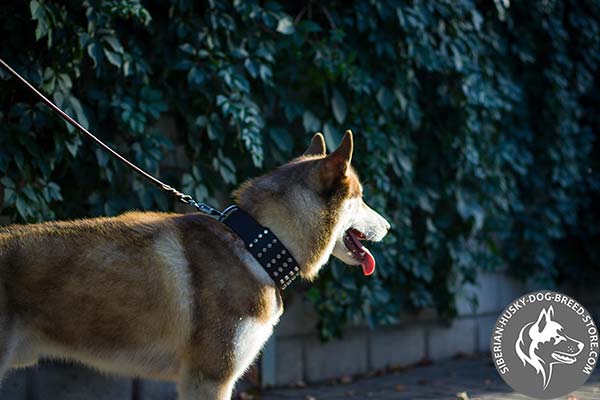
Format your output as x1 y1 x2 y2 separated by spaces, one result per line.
264 229 268 234
287 257 292 262
294 266 299 272
258 234 263 239
285 275 289 280
276 254 281 259
271 258 276 264
281 249 286 254
272 239 277 244
258 253 262 258
274 271 279 277
249 243 253 248
283 262 288 267
278 267 283 272
253 238 258 243
266 263 271 268
267 243 272 248
280 279 284 284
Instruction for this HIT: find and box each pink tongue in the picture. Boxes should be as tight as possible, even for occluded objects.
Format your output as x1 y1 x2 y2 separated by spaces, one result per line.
354 240 375 276
346 229 376 276
358 245 376 276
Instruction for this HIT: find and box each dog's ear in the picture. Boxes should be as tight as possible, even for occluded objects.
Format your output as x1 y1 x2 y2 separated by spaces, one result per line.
322 130 353 177
303 133 327 156
535 307 551 333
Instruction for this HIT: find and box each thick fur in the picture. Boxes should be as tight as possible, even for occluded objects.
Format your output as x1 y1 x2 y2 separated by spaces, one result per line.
0 131 389 399
515 306 584 389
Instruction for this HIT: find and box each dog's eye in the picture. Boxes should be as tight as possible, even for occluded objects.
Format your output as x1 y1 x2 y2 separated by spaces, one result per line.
554 336 564 344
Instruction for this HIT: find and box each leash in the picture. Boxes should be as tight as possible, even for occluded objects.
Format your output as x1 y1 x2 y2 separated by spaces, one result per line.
0 57 223 218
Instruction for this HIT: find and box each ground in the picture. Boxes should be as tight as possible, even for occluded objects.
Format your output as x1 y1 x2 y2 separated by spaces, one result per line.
258 355 600 400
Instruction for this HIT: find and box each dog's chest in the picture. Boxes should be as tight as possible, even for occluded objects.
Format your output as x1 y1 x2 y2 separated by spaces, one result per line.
230 244 283 376
231 294 281 377
232 316 276 377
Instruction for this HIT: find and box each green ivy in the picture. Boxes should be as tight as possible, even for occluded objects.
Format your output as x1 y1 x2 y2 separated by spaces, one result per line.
1 0 598 339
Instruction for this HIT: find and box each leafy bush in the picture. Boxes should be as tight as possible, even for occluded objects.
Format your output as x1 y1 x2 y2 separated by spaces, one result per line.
1 0 598 339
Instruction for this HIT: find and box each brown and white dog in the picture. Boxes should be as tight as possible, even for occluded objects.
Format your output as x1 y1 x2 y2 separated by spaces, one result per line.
0 130 389 399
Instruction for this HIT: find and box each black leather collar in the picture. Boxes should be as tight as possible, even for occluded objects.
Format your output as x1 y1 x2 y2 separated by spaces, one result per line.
220 206 300 290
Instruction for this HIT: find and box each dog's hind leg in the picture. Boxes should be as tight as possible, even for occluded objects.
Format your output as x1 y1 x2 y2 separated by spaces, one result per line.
0 278 20 385
0 316 19 385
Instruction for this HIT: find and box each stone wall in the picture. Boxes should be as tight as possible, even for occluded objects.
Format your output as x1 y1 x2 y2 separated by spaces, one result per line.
261 270 530 387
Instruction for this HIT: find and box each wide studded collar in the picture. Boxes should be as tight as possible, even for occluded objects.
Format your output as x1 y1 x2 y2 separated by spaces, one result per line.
220 206 300 290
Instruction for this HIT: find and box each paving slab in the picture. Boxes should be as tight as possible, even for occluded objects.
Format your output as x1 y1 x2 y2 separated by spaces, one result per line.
0 369 30 400
260 354 600 400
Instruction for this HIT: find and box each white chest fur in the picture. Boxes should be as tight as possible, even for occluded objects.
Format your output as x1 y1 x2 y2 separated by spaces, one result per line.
232 317 275 378
231 245 282 378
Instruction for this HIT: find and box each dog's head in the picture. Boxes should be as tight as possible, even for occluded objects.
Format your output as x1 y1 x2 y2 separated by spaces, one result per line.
234 131 390 280
515 306 583 388
525 306 583 364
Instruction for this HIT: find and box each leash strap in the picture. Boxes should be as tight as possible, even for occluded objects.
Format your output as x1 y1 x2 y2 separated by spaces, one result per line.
0 57 222 218
221 207 300 290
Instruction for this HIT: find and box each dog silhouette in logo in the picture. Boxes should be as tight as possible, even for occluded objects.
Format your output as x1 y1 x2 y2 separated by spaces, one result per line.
515 306 584 389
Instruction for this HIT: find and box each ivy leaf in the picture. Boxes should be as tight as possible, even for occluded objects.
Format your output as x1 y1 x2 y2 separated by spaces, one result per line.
179 43 195 55
30 0 49 41
103 36 124 53
15 197 29 219
68 96 88 129
376 87 394 110
3 188 15 203
302 111 320 133
187 66 205 86
13 151 24 171
0 177 15 188
46 183 62 201
276 16 295 35
244 59 258 78
259 64 272 83
104 49 123 68
22 186 38 202
323 121 341 151
87 42 103 68
65 136 81 157
269 127 293 152
331 89 347 124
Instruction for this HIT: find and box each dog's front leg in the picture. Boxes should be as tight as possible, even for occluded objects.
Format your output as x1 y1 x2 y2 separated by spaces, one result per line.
178 369 233 400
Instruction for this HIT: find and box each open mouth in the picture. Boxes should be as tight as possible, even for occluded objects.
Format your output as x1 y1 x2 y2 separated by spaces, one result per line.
343 228 376 276
552 351 577 364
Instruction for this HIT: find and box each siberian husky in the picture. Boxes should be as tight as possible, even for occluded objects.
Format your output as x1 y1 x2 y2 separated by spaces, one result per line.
0 130 390 399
